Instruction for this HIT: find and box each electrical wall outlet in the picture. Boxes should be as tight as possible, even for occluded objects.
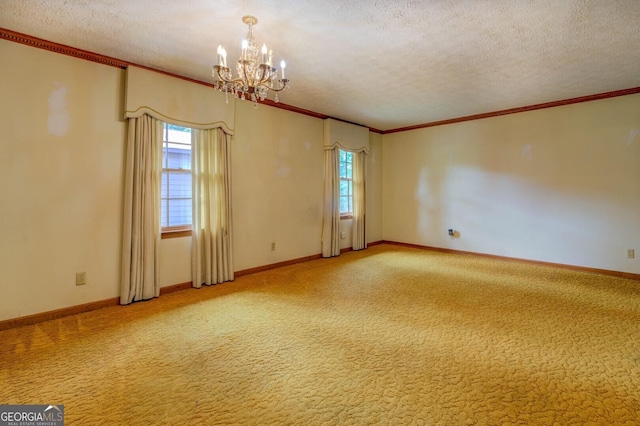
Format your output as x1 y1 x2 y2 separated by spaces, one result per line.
76 272 87 286
271 242 276 251
340 232 346 239
627 249 635 259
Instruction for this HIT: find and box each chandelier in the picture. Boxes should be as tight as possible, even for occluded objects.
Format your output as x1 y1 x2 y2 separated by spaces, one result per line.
213 15 289 106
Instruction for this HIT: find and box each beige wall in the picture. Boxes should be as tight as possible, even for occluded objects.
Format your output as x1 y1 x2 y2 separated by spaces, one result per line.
231 101 325 271
0 40 126 320
366 132 384 244
383 94 640 273
0 40 384 321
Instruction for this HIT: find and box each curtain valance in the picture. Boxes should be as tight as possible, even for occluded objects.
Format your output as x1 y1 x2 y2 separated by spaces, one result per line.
323 118 369 154
124 66 235 135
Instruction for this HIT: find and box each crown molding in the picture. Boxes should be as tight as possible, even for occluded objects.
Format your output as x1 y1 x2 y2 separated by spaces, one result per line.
0 27 127 68
382 87 640 134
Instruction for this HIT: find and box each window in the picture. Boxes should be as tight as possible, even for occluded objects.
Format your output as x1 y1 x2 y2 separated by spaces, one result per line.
339 149 353 218
161 123 192 231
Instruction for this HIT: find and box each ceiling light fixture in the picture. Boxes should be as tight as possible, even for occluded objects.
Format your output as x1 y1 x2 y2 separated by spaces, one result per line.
213 15 289 107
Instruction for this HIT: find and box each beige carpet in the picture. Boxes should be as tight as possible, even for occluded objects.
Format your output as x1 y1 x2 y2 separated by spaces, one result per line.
1 244 639 424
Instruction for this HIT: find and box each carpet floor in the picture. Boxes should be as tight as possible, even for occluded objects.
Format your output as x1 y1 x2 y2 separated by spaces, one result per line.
1 244 639 425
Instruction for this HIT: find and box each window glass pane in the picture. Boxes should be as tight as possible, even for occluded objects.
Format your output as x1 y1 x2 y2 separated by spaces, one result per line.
165 172 192 198
161 123 193 229
339 179 353 214
338 150 354 215
161 173 168 198
167 199 192 227
164 124 191 170
162 143 169 169
339 179 349 195
166 125 192 143
339 161 346 178
166 146 191 170
340 196 350 214
160 200 168 227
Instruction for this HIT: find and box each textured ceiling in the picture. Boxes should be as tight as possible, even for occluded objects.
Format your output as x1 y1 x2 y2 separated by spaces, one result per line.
1 0 639 131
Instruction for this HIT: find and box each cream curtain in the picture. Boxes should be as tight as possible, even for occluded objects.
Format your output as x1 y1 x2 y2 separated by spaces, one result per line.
352 151 367 251
120 114 162 304
191 127 234 287
321 147 341 257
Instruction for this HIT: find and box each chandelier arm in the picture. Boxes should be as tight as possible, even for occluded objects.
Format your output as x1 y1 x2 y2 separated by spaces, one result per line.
262 80 289 92
256 65 269 84
227 79 247 87
213 66 237 84
217 75 237 84
217 75 245 87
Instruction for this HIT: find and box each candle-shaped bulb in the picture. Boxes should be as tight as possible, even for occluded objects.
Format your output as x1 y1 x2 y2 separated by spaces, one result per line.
261 44 267 64
241 40 248 60
280 60 286 79
217 45 223 65
221 48 227 67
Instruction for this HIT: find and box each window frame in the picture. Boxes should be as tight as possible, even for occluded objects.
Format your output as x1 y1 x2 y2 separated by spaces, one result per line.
338 149 353 220
161 123 193 238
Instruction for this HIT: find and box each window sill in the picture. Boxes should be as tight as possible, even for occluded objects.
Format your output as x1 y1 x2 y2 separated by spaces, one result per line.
161 229 192 239
340 214 353 220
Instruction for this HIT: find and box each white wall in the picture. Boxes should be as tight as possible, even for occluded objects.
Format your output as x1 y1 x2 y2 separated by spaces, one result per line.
383 94 640 273
0 40 384 321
